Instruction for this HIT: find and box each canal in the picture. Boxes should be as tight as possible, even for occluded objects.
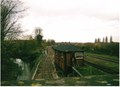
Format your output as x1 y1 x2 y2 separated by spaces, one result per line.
14 58 31 80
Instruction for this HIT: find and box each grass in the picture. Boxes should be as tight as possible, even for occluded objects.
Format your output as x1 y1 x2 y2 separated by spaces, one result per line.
55 65 66 77
85 52 119 61
84 56 119 72
75 66 107 76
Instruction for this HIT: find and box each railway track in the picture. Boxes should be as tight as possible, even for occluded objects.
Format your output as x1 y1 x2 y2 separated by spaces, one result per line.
86 55 119 64
34 46 55 79
84 60 119 74
42 55 54 79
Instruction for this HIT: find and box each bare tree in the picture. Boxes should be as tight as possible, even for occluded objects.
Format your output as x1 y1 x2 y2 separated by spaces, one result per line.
47 39 55 45
35 27 42 36
34 27 43 46
21 34 33 40
1 0 26 41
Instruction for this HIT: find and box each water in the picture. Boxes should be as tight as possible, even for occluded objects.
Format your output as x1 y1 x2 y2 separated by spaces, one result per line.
14 58 30 80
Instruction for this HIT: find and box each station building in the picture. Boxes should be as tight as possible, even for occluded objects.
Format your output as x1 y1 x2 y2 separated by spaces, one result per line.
52 43 84 75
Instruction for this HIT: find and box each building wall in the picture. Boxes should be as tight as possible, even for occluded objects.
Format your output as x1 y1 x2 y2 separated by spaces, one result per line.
59 51 62 69
55 51 58 66
54 50 84 75
76 59 84 66
59 52 65 71
75 52 84 66
59 51 61 68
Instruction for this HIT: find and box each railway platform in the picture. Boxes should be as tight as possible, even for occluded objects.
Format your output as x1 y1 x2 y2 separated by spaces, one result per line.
1 74 119 86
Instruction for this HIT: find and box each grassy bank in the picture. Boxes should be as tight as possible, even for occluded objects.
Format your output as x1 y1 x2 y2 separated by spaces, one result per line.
55 65 66 77
75 66 107 76
84 52 119 61
84 56 119 72
84 52 119 73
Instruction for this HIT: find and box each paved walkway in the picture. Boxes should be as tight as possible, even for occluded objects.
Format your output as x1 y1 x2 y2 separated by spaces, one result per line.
1 74 119 86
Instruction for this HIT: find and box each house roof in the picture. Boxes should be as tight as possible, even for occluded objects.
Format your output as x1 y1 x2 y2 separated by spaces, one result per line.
52 44 84 52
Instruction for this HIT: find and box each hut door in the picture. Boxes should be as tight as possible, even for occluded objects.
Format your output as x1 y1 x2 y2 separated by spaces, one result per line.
66 53 71 66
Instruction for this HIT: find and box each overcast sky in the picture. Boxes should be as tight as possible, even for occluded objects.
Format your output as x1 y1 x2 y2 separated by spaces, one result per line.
19 0 119 43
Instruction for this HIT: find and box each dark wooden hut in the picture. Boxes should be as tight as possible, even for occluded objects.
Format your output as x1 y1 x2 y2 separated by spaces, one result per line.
52 43 84 75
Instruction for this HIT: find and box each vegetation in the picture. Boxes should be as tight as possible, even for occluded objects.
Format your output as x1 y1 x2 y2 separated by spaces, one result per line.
84 56 119 72
85 52 119 61
1 33 56 81
55 65 66 77
105 36 108 43
75 67 107 76
1 58 22 81
34 27 43 47
1 0 26 81
1 0 56 81
1 38 46 81
80 42 119 57
47 39 56 46
1 0 54 81
1 0 25 41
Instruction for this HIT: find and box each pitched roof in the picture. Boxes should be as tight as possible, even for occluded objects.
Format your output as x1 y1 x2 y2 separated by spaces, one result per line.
52 44 84 52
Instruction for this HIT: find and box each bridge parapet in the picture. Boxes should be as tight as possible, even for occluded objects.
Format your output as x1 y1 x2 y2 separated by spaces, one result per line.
1 74 119 86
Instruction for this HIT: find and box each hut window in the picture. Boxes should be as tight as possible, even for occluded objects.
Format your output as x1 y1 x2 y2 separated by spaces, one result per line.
75 52 83 58
61 52 63 58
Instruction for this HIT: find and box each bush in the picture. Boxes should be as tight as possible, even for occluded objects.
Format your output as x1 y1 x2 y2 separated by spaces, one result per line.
1 58 22 81
21 52 40 68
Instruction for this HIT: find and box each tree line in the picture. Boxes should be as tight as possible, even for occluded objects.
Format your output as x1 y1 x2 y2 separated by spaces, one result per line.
80 42 119 57
95 36 113 43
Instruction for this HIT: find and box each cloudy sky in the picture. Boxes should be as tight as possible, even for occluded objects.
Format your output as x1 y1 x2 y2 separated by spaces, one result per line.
19 0 119 43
